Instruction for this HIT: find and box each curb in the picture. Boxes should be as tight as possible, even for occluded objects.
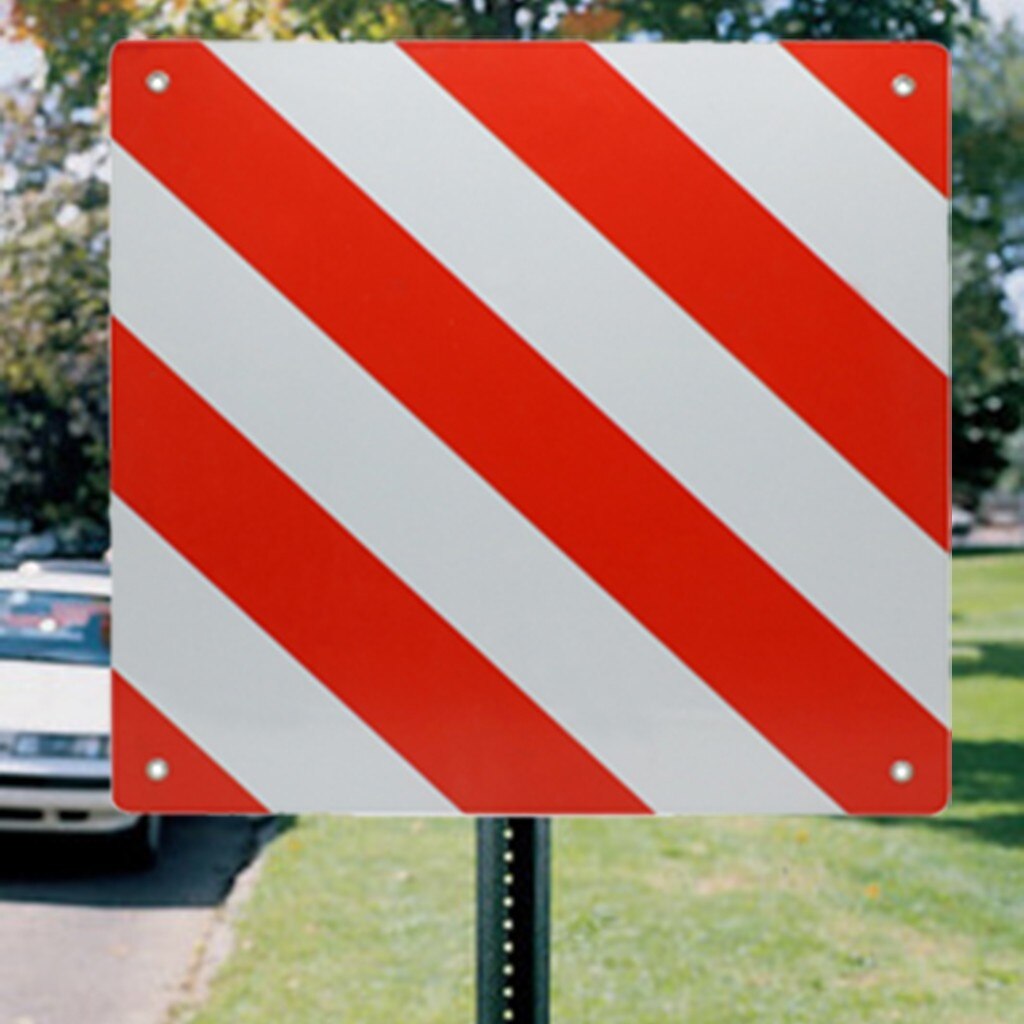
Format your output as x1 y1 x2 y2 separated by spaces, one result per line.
166 816 285 1023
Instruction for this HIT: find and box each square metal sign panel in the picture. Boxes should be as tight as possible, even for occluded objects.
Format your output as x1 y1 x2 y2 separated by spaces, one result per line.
111 40 950 816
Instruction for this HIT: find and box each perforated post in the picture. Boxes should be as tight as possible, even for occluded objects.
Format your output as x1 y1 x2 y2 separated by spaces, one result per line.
477 818 551 1024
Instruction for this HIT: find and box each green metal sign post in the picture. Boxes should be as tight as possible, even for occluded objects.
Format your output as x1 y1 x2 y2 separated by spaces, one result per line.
477 818 551 1024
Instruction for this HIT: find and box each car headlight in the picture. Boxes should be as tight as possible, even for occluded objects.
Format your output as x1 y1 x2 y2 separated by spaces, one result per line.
10 733 110 760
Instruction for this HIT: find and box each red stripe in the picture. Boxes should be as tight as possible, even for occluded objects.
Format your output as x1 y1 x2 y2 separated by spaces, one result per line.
111 41 949 812
113 672 268 814
111 321 648 815
783 42 950 197
402 40 949 551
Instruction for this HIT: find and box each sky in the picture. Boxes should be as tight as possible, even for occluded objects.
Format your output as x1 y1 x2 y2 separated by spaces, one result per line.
985 0 1024 22
0 39 39 88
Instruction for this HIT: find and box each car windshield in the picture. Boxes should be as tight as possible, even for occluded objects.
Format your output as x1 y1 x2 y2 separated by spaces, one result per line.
0 588 110 667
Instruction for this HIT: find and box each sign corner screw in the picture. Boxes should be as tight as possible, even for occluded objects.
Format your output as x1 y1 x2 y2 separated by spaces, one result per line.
892 74 916 98
146 69 171 94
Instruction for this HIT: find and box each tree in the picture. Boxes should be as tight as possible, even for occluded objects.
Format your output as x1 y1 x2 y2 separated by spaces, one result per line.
1 0 1019 538
0 153 110 541
1 8 113 544
765 0 972 42
951 24 1024 502
1 2 302 545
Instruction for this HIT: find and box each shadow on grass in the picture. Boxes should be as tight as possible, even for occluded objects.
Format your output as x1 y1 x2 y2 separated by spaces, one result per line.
952 546 1024 558
940 739 1024 847
951 741 1024 805
871 740 1024 849
952 642 1024 681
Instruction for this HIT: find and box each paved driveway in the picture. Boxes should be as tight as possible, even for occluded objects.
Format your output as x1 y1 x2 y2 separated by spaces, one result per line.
0 816 272 1024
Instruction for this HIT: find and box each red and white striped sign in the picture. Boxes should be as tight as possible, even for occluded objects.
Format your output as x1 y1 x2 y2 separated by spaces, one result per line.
111 40 950 815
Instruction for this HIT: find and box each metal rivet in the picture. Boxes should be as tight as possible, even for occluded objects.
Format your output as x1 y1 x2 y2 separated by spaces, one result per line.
892 74 916 98
503 919 513 931
503 873 514 885
503 826 514 839
146 70 171 94
503 851 514 863
503 941 514 953
146 757 170 782
890 759 915 784
503 896 514 907
503 1012 514 1021
503 964 514 976
503 986 514 998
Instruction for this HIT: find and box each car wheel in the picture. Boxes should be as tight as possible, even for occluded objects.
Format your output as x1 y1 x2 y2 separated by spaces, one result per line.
116 814 162 870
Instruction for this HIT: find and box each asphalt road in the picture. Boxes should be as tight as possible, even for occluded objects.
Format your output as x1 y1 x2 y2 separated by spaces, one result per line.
0 816 271 1024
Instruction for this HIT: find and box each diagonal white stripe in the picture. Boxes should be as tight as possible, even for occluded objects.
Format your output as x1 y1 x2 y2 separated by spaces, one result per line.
112 146 838 814
596 42 949 372
112 499 455 814
208 42 947 725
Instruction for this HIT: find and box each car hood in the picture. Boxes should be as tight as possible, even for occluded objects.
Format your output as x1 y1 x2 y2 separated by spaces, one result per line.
0 659 110 734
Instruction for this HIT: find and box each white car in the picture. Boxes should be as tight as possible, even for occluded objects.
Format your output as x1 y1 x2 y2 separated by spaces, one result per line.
0 561 160 866
951 505 975 541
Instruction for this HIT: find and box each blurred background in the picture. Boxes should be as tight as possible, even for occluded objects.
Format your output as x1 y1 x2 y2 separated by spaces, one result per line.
0 1 1023 558
0 3 1021 1024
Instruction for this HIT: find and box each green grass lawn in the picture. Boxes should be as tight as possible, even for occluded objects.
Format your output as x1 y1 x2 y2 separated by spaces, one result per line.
188 554 1024 1024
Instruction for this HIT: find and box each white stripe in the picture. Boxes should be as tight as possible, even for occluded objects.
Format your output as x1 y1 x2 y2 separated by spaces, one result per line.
597 42 949 372
208 42 948 725
112 146 838 813
111 500 454 814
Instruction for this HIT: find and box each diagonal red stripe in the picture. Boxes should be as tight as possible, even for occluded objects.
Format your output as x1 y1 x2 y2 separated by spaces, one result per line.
402 40 949 551
783 41 950 197
111 321 648 815
113 671 268 814
111 41 948 813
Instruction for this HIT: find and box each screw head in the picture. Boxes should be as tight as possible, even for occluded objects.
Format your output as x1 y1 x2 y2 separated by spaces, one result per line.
146 70 171 94
892 74 917 98
146 757 170 782
890 759 915 784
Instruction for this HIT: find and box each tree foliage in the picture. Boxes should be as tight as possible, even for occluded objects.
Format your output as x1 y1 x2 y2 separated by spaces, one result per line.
951 24 1024 499
0 158 109 538
1 0 1021 539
